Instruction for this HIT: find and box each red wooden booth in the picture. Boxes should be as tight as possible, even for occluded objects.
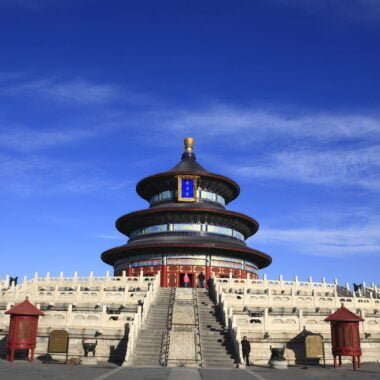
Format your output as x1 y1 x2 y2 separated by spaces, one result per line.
5 298 44 362
325 305 364 370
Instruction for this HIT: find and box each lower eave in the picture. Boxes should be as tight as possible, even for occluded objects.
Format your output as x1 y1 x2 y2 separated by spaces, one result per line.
101 242 272 269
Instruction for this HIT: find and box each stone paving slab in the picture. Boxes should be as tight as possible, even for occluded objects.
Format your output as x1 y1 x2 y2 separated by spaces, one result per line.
0 359 113 380
242 364 380 380
0 360 379 380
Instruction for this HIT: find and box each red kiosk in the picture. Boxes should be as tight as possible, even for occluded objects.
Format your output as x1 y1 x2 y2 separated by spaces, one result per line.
5 298 44 362
325 305 364 370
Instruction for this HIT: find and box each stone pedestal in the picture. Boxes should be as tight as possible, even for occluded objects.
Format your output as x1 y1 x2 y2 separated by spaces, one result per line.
81 356 98 366
269 360 288 369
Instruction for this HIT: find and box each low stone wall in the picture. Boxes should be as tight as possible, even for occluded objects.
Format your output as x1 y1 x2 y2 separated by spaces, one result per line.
0 272 161 365
0 327 128 363
212 276 380 365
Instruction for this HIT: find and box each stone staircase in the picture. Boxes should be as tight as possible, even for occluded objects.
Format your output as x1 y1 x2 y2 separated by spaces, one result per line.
130 287 174 366
196 289 236 368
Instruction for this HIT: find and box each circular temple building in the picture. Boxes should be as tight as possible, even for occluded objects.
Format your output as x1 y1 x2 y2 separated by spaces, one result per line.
101 138 271 287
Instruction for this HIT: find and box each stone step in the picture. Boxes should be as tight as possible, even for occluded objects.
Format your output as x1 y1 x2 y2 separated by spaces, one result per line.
130 289 173 366
199 316 219 320
200 340 232 345
202 361 235 368
134 351 162 357
131 361 161 366
134 348 162 353
146 322 167 325
199 322 223 326
202 355 235 361
201 346 234 352
134 349 162 355
135 342 163 347
132 362 161 367
147 317 167 320
196 290 236 368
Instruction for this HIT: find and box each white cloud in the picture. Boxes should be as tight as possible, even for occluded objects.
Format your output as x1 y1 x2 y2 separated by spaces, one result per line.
0 126 96 152
1 78 120 104
233 145 380 191
0 154 131 196
255 223 380 257
0 117 127 152
158 105 380 144
251 206 380 257
144 104 379 192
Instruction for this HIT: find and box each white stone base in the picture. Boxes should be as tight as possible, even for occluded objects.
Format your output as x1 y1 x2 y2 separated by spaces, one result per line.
81 356 98 366
269 360 288 369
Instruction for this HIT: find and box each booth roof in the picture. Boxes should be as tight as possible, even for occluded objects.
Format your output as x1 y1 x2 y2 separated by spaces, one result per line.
325 306 363 322
5 298 44 316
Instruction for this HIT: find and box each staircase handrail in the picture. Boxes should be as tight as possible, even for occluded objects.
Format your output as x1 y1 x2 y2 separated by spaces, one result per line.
193 288 203 367
159 330 168 366
159 288 175 366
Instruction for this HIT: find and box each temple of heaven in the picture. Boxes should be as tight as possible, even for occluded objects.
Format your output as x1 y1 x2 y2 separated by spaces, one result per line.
101 138 271 287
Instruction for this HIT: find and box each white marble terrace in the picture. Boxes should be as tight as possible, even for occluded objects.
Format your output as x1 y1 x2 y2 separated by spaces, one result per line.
0 271 161 363
1 272 380 365
213 274 380 365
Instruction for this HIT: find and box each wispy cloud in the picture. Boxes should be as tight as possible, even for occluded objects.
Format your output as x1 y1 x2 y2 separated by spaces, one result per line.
233 145 380 192
0 116 127 153
0 126 96 152
0 154 132 196
157 105 380 144
255 224 380 257
1 78 120 104
146 104 380 192
251 205 380 257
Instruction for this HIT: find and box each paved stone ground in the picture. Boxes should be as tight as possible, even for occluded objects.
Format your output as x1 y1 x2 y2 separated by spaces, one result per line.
0 360 379 380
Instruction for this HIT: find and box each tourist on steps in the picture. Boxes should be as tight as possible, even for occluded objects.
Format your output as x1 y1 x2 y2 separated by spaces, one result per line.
241 336 251 366
198 272 205 288
183 273 190 287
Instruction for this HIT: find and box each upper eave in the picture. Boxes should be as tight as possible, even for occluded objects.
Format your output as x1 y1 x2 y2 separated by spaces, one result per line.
136 170 240 205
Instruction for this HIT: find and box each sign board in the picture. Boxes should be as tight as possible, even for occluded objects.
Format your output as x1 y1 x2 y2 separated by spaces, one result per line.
47 330 69 363
304 334 325 368
177 175 198 202
305 335 323 357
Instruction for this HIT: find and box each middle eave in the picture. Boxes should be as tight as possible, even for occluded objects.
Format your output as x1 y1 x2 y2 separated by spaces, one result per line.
116 207 259 239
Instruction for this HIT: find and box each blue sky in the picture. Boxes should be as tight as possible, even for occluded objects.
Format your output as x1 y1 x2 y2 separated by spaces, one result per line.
0 0 379 287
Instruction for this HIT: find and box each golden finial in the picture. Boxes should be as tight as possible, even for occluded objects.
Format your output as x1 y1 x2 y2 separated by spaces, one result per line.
184 137 194 153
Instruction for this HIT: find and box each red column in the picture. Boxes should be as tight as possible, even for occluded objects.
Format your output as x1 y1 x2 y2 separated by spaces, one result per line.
205 265 211 287
161 265 168 287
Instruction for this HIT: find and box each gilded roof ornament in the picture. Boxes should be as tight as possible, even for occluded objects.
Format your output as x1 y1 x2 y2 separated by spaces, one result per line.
184 137 194 153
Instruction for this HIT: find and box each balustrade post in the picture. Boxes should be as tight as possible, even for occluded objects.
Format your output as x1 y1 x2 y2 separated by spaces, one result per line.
298 309 303 331
89 271 94 286
263 307 269 333
73 271 78 287
67 304 72 330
